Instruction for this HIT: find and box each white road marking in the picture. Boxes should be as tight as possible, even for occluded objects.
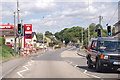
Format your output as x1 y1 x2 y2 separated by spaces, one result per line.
84 70 87 74
17 60 34 78
74 65 78 67
67 47 74 51
83 70 101 78
0 76 3 80
70 62 72 64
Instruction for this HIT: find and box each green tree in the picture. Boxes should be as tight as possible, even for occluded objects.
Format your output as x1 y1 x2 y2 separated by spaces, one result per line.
36 33 43 41
45 31 53 37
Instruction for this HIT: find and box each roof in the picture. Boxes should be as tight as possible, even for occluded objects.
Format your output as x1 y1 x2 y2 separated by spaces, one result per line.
114 21 120 26
91 37 119 41
0 30 14 36
32 32 36 38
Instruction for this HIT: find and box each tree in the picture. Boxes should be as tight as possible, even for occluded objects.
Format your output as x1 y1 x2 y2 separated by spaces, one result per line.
112 27 115 35
45 31 53 37
36 33 43 41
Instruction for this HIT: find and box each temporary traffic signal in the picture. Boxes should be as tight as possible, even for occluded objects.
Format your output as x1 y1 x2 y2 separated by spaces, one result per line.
107 26 111 36
18 24 22 34
97 29 101 37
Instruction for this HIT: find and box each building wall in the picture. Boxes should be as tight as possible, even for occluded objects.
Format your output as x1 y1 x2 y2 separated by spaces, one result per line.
5 36 14 44
115 25 119 32
31 35 37 48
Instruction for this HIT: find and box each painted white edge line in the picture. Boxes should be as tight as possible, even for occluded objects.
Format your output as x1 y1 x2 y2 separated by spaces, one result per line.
83 70 101 78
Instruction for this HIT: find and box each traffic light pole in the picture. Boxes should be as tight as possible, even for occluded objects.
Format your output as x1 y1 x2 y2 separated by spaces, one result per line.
17 0 21 55
14 12 17 55
99 16 103 37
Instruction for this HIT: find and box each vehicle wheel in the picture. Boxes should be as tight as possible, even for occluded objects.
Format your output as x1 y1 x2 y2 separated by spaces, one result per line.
87 60 93 69
95 60 103 72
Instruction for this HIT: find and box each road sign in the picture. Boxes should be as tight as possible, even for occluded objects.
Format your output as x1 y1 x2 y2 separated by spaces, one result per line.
24 24 32 34
0 25 14 29
24 24 32 48
25 34 32 39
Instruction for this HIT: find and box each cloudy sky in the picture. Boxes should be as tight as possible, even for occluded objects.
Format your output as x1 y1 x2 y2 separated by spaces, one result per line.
1 0 119 33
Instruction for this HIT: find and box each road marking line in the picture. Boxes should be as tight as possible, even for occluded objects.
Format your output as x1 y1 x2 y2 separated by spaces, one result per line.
70 62 72 64
17 72 24 78
67 47 74 51
83 70 101 78
17 60 34 78
74 65 78 67
0 76 3 80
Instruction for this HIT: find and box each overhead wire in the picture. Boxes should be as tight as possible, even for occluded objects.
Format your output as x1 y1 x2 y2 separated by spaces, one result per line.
107 5 118 25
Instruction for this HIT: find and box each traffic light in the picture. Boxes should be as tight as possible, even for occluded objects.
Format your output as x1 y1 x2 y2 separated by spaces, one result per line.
97 29 101 37
107 26 111 36
18 24 22 34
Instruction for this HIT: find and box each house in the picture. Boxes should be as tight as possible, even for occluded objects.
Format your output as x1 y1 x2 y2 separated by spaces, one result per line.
0 25 18 48
31 32 37 48
113 21 120 39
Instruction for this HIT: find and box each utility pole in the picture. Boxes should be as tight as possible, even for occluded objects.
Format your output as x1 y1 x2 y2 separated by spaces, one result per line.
17 0 20 24
14 12 17 55
17 0 21 54
99 16 103 25
81 28 83 46
99 16 103 37
88 0 90 43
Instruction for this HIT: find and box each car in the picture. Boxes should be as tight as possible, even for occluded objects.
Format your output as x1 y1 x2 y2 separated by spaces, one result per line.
86 37 120 72
53 45 61 49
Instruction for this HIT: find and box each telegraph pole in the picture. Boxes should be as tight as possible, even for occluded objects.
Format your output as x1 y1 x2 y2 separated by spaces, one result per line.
17 0 21 54
82 28 83 45
99 16 103 37
14 12 17 55
17 0 20 24
88 0 90 44
99 16 103 25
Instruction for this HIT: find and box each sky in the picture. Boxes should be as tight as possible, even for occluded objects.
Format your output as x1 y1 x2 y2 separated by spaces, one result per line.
0 0 119 33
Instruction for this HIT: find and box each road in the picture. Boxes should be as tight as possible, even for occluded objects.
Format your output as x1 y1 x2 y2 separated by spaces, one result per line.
2 47 120 79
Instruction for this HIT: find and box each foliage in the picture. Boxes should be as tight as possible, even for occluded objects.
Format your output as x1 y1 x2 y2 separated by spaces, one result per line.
0 45 15 60
0 37 5 45
36 33 44 41
55 23 108 48
45 31 53 37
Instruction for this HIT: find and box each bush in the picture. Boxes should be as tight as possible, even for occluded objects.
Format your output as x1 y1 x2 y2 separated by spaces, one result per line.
1 45 15 60
0 37 5 45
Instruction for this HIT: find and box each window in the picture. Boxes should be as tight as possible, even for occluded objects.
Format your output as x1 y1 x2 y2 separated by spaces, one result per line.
98 41 120 51
91 40 97 50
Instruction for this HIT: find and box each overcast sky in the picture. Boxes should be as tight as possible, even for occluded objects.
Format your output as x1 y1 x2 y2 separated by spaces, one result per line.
1 0 119 33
